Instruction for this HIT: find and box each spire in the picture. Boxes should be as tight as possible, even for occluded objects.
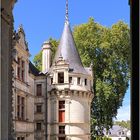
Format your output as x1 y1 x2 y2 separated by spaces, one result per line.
51 0 88 75
65 0 69 23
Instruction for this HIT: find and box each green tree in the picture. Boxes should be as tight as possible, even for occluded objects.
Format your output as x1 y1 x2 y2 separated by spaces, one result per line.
114 120 131 129
73 18 130 137
33 18 130 137
33 37 59 71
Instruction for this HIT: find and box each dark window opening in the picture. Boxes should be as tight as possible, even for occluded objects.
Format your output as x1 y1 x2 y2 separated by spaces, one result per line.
17 67 20 79
85 79 87 85
17 96 25 120
59 101 65 122
36 84 42 96
77 77 81 85
58 72 64 83
51 78 53 84
59 101 65 110
36 105 42 113
59 126 65 134
36 122 42 131
59 137 65 140
17 137 25 140
69 77 72 84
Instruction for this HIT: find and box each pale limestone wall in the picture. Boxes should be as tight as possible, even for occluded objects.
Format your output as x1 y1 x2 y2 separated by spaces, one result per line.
1 1 16 139
12 27 35 140
34 77 46 140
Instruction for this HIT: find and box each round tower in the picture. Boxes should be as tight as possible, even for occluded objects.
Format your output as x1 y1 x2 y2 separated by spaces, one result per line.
47 0 94 140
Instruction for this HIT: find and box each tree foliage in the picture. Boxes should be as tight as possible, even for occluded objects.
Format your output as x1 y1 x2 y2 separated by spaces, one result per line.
73 18 130 137
114 120 130 129
33 18 130 137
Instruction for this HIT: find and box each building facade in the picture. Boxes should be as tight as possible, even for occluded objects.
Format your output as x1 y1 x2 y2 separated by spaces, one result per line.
12 1 94 140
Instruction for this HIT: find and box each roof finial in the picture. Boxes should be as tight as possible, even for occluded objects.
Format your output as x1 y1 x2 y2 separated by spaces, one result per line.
65 0 69 23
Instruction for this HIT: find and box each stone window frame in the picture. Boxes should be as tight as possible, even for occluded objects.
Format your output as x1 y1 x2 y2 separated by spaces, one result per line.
69 76 73 84
17 57 25 82
58 72 64 84
36 104 42 113
36 122 42 131
36 84 42 96
77 77 81 85
59 125 65 134
17 95 25 121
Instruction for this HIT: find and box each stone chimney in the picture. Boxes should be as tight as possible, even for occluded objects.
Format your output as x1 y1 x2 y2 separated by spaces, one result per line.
42 41 52 73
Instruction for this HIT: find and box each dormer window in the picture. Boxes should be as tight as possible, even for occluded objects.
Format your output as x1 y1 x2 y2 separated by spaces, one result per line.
77 77 81 85
58 72 64 83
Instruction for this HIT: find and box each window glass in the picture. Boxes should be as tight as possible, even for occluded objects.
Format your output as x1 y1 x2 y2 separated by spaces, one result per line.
59 101 65 109
51 78 53 84
58 72 64 83
36 84 42 96
85 78 87 85
59 126 65 134
36 105 42 113
36 122 41 130
17 96 25 120
69 77 72 84
77 77 81 85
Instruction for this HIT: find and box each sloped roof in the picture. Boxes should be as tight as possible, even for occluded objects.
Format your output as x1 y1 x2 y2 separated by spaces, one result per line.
103 125 129 137
29 61 45 76
52 21 88 75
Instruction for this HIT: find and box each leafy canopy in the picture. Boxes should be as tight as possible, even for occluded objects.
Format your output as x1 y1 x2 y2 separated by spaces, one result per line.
73 18 130 137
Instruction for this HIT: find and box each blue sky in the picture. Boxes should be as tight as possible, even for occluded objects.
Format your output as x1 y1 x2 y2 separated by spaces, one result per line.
13 0 130 121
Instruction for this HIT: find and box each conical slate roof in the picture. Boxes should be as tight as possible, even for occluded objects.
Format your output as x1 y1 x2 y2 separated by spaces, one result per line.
53 21 88 75
50 0 89 75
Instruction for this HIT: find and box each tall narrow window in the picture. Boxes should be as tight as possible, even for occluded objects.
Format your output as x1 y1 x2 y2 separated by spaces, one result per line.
59 101 65 122
21 60 25 81
51 78 53 84
69 77 72 84
77 77 81 85
36 84 42 96
36 105 42 113
36 122 42 131
21 97 25 120
17 96 25 120
17 96 20 119
85 78 87 85
17 57 20 79
58 72 64 83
